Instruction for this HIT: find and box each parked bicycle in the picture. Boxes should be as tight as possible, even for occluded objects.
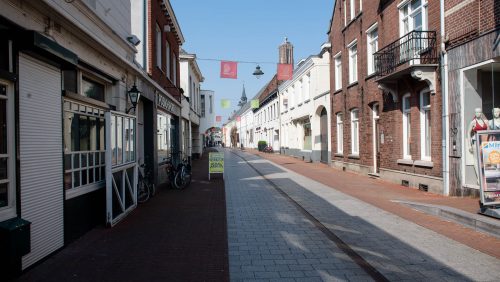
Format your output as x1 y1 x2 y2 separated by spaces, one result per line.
174 154 191 189
137 163 155 203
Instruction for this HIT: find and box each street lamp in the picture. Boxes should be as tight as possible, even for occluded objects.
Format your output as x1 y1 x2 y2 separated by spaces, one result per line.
126 83 141 114
253 65 264 79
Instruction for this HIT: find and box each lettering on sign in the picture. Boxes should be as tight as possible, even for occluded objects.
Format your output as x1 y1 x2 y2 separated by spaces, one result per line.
157 93 175 113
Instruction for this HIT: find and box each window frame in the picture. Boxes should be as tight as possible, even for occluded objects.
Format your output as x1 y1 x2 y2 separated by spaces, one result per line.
420 90 431 161
350 0 355 20
336 112 344 154
399 0 428 37
402 93 412 160
366 23 378 75
165 40 171 78
350 109 359 155
348 40 358 84
155 23 162 69
0 80 16 221
334 52 342 90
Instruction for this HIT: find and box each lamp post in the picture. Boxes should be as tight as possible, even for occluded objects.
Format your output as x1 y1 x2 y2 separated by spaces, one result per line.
253 65 264 79
126 83 141 114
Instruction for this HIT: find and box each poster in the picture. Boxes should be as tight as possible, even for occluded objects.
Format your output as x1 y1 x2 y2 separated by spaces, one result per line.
477 133 500 205
209 152 224 174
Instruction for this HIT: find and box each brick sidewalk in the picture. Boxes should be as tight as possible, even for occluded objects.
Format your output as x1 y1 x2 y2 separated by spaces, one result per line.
248 149 500 259
16 148 228 282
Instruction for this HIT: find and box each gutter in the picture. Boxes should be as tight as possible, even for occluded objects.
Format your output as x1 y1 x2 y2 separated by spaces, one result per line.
441 0 450 195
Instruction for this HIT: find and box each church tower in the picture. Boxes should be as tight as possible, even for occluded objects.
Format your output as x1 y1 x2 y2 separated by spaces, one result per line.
238 84 247 107
279 37 294 66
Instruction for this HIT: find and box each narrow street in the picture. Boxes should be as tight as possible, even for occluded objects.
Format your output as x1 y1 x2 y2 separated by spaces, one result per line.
224 149 500 281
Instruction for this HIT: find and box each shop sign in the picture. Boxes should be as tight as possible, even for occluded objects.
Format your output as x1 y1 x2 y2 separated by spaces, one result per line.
476 132 500 206
208 152 224 180
157 93 178 114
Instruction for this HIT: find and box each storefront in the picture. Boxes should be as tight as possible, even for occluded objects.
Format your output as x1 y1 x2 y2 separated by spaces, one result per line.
156 91 181 184
447 30 500 196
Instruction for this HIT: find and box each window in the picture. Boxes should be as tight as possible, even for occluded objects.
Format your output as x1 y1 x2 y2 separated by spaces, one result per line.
400 0 428 36
155 24 162 68
402 94 412 159
334 53 342 90
367 24 378 75
63 100 106 191
172 53 177 85
82 77 105 102
303 122 312 150
343 0 347 26
0 82 15 220
348 41 358 84
290 85 295 107
209 95 213 114
351 109 359 155
201 94 205 117
297 80 302 104
157 111 173 163
350 0 355 20
166 40 171 78
360 0 362 11
420 91 431 160
336 113 343 154
304 73 310 100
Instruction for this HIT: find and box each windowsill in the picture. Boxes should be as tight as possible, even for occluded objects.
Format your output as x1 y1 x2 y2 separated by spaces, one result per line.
290 107 295 110
365 73 377 81
304 99 311 104
65 181 105 200
348 154 360 159
334 153 344 157
347 81 358 89
414 160 433 168
298 103 303 107
397 159 414 166
334 88 343 95
63 90 109 109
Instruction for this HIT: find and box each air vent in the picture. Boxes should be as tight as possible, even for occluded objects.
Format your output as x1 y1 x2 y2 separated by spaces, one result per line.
419 184 429 192
342 167 346 171
402 180 409 187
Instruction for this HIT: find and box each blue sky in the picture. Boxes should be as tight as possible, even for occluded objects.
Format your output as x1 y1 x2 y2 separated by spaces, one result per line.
171 0 334 124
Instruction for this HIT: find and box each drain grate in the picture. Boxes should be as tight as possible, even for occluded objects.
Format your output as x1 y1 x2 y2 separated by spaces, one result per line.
419 183 429 192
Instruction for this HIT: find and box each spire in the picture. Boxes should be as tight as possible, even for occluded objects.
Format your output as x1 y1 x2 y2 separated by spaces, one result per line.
238 84 247 107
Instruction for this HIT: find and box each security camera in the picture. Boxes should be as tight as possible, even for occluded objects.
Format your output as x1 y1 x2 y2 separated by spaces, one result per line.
127 35 141 46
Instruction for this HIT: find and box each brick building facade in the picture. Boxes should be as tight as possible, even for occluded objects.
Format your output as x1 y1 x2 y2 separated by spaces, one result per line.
329 0 443 193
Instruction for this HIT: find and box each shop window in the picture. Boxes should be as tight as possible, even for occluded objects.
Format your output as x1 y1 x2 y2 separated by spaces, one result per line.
303 122 312 150
402 94 412 159
0 82 15 220
420 91 431 160
351 109 359 155
157 111 173 163
463 62 500 186
63 100 106 193
337 113 344 154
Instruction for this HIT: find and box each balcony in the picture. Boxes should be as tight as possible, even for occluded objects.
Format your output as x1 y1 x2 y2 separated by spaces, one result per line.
374 30 438 77
374 31 439 100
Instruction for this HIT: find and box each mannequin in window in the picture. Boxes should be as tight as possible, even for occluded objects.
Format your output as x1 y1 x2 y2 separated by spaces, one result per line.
468 107 489 184
489 108 500 130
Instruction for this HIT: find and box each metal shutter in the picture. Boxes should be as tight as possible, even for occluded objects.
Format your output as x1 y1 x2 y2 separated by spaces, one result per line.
19 54 64 269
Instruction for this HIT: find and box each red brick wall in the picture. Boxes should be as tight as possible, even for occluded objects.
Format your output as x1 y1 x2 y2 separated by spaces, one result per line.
147 0 181 98
329 0 443 178
446 0 500 48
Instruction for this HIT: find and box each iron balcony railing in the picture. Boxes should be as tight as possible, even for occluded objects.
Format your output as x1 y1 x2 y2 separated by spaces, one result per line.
374 30 438 77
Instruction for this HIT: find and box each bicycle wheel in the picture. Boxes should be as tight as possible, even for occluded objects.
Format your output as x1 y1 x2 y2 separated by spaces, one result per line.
174 167 186 189
137 180 150 203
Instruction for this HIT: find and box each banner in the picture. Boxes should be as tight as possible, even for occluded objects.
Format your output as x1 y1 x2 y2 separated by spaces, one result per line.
221 99 231 109
251 99 259 109
216 115 222 122
277 63 293 80
220 61 238 79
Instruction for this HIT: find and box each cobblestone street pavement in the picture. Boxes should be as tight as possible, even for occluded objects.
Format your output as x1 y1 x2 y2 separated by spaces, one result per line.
224 149 500 281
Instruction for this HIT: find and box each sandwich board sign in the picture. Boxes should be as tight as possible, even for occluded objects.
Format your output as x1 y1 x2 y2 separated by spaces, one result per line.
209 152 224 180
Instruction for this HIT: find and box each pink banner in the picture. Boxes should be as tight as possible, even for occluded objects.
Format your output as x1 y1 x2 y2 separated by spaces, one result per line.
277 63 293 80
220 61 238 79
216 116 222 122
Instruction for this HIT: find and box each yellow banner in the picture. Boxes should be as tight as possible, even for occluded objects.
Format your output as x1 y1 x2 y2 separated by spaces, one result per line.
209 152 224 174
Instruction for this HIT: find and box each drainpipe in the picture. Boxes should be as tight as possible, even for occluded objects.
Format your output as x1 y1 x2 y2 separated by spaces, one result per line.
441 0 450 196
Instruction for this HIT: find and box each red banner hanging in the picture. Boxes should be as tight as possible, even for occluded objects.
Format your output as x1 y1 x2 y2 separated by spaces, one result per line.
216 115 222 122
277 63 293 80
220 61 238 79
